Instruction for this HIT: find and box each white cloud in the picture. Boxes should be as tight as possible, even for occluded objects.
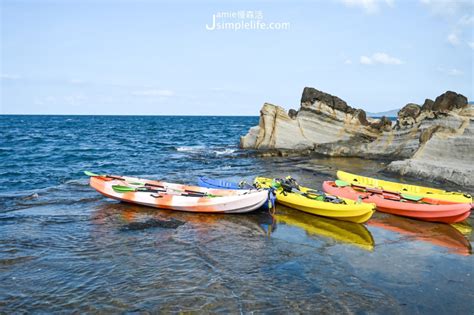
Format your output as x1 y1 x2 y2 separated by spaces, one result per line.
64 95 87 105
1 74 21 80
437 67 463 76
447 33 459 45
360 56 373 64
448 69 463 76
360 52 403 65
209 87 227 92
468 42 474 49
420 0 473 17
372 52 403 64
421 1 473 50
34 95 87 106
459 15 474 26
132 89 174 97
339 0 394 14
344 59 353 64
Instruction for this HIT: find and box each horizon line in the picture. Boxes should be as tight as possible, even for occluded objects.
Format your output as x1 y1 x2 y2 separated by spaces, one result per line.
0 113 261 117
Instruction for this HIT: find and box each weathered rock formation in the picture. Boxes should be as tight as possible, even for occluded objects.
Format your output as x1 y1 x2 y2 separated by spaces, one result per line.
240 87 474 187
387 105 473 187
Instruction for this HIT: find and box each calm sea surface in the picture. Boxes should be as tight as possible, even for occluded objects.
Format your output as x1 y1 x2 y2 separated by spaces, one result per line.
1 115 472 313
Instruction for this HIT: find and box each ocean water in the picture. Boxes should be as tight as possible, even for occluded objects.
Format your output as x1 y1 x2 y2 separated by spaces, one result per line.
0 115 473 313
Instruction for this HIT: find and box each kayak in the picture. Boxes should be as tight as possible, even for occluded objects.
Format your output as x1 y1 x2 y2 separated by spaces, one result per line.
87 173 268 213
197 177 243 190
337 170 472 205
323 181 471 224
197 177 275 210
368 215 472 256
275 205 374 251
254 177 375 223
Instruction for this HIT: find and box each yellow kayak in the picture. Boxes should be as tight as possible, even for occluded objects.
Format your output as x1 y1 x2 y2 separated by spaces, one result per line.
274 206 374 251
254 177 375 223
337 170 473 205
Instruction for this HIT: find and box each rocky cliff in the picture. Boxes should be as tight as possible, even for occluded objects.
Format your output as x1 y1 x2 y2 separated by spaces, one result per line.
240 87 474 187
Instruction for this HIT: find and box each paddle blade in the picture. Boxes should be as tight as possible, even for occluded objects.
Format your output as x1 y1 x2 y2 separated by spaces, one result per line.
271 180 281 189
401 193 423 201
335 179 350 187
112 185 136 193
84 171 100 177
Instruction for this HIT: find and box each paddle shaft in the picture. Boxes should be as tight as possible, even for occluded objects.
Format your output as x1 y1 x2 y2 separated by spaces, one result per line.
87 171 218 197
285 187 342 203
351 184 422 202
143 182 214 196
115 186 212 198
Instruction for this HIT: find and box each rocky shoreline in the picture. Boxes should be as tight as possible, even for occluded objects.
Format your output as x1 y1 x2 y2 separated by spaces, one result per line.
240 87 474 188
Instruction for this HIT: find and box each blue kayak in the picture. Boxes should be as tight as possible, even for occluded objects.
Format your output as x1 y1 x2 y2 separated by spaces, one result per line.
197 177 275 210
197 177 243 190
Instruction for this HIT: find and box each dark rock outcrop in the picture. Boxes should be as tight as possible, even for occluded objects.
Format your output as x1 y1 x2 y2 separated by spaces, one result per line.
421 98 434 111
398 103 421 119
370 116 392 132
395 103 422 129
301 87 356 114
431 91 467 112
288 109 298 119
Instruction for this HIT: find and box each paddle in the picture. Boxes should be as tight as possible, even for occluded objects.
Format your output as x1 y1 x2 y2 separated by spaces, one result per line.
276 177 344 203
84 171 124 181
335 180 423 201
112 185 218 198
140 182 221 197
85 171 218 196
285 187 325 201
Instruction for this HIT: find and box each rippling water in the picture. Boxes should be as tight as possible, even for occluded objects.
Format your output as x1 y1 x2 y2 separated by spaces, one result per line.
1 115 473 313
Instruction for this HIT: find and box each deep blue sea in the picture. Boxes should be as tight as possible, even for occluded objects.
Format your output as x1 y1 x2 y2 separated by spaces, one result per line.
1 115 473 313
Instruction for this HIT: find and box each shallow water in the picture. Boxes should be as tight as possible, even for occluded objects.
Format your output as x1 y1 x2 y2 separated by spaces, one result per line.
1 115 473 313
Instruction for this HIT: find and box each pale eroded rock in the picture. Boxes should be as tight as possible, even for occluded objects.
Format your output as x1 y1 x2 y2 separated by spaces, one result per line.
240 88 473 187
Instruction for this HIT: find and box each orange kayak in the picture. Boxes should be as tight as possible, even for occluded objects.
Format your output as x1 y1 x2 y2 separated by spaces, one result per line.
89 174 268 213
323 181 471 224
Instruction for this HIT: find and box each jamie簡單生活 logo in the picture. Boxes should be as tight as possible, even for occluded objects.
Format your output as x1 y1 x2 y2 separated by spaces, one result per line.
205 10 290 31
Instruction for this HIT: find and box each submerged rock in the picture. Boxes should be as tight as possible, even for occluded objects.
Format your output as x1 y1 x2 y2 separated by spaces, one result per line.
240 88 473 187
121 218 185 231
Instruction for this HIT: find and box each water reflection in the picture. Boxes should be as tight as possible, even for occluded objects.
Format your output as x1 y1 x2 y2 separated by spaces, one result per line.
451 221 472 236
272 205 374 251
369 214 472 256
90 202 275 236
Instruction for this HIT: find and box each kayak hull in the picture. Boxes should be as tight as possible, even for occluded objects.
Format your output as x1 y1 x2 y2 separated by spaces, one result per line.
337 170 472 205
90 176 268 213
255 177 375 223
197 177 273 210
323 181 471 224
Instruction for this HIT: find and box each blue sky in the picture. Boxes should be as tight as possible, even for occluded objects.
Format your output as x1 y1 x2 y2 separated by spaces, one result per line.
1 0 473 115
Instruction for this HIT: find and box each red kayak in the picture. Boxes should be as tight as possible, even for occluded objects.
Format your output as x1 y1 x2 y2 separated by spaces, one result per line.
323 181 471 224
